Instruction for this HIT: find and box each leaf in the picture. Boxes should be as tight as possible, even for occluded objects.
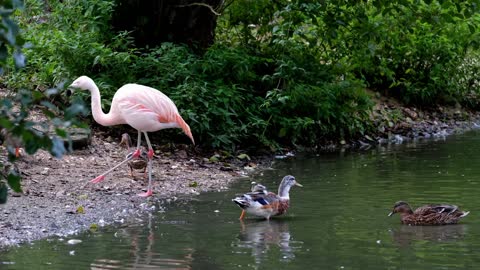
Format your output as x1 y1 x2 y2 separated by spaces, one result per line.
76 205 85 214
209 155 220 162
188 181 198 187
0 44 7 62
55 128 67 138
7 172 21 192
89 223 98 232
50 136 66 158
0 182 7 204
236 153 251 160
13 50 25 68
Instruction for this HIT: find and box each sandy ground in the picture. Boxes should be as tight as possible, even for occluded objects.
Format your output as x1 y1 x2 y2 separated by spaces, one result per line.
0 132 267 249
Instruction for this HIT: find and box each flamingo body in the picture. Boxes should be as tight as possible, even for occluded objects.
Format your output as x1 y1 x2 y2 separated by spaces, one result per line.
69 76 194 197
87 81 193 142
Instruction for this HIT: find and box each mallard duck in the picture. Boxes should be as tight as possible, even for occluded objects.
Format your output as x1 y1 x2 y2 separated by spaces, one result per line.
119 133 148 178
232 175 302 220
388 201 470 226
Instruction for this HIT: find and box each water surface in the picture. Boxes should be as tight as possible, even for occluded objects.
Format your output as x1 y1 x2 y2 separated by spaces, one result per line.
2 132 480 269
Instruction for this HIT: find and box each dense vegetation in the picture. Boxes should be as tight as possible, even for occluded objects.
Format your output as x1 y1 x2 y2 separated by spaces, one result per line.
0 0 86 203
2 0 480 153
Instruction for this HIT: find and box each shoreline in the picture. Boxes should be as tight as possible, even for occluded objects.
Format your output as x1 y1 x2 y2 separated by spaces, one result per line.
0 134 269 250
1 100 480 250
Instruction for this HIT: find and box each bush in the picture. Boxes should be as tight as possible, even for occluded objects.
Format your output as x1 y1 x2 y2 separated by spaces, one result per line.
16 0 480 151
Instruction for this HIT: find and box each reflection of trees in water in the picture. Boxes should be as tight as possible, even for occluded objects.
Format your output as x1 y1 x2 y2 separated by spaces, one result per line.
233 219 303 265
391 224 466 247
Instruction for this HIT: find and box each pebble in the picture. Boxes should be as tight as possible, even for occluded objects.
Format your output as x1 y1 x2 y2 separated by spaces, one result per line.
67 239 82 245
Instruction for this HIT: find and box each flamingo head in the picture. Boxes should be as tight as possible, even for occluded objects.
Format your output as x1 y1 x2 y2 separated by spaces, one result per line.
68 76 95 94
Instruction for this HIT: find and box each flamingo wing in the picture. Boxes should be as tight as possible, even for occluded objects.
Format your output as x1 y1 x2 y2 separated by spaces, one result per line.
113 84 194 143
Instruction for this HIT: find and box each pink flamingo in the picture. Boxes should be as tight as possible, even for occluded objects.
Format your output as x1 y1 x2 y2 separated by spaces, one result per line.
69 76 194 197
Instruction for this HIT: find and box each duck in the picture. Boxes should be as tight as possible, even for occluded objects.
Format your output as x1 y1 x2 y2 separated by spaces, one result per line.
388 201 470 225
232 175 302 220
119 133 148 178
236 181 269 220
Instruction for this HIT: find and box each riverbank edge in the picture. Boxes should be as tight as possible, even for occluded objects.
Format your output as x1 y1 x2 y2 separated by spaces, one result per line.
1 97 480 251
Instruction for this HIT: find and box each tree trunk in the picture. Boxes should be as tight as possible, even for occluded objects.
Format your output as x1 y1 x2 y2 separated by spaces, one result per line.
111 0 222 51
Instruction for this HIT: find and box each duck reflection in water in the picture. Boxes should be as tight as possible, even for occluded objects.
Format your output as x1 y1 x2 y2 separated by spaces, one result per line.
234 219 303 265
391 224 467 247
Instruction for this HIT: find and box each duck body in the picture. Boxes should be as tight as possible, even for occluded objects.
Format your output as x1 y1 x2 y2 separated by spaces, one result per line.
388 201 470 226
232 175 302 220
120 133 148 178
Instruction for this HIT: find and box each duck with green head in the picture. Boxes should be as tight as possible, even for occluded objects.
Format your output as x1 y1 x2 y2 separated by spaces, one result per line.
388 201 470 225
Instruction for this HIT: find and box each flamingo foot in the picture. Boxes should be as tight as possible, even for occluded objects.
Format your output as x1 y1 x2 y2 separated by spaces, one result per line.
90 175 106 184
138 189 153 197
132 149 141 158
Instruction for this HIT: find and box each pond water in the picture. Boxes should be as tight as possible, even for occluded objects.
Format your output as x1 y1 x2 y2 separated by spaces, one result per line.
2 131 480 269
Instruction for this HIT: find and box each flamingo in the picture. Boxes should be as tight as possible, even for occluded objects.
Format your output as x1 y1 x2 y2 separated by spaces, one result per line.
69 76 194 197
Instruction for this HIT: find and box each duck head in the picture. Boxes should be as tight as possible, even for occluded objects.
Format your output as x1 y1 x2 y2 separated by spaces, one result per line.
119 133 132 149
388 201 413 216
278 175 302 199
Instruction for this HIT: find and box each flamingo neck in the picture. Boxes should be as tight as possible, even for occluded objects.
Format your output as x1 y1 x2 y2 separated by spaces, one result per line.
89 83 118 126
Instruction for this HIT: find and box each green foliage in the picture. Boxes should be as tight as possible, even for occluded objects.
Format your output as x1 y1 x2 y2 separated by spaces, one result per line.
0 0 25 74
345 1 480 106
5 0 480 155
0 0 87 204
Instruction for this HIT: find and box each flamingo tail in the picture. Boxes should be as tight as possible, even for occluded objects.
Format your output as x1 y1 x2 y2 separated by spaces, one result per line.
175 114 195 145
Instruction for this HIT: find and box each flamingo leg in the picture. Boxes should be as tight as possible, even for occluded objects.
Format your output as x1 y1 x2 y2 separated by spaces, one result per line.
91 154 136 183
92 131 142 183
239 210 246 220
138 132 154 197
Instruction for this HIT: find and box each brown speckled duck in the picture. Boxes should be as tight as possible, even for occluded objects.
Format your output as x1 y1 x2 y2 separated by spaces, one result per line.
119 133 148 178
388 201 470 226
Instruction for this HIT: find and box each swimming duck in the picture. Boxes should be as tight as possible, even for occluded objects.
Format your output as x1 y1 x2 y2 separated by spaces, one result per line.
236 182 269 220
232 175 302 220
388 201 470 226
119 133 148 178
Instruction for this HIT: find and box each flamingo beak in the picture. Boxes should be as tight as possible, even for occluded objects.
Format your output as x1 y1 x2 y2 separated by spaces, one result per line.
295 182 303 187
388 211 394 217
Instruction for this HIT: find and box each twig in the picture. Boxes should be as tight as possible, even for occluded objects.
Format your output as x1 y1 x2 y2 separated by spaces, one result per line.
176 2 222 16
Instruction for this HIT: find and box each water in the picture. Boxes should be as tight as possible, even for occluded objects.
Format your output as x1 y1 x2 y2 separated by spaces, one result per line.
2 132 480 269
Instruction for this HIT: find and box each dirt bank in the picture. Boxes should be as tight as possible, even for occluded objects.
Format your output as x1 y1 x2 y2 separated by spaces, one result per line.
0 132 267 250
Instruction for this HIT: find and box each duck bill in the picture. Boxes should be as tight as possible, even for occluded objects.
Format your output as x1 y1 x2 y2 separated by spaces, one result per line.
295 182 303 187
388 212 394 217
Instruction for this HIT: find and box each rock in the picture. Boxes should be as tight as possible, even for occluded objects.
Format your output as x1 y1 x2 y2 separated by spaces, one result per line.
404 108 418 119
176 150 188 159
62 128 91 150
40 168 50 175
67 239 82 245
